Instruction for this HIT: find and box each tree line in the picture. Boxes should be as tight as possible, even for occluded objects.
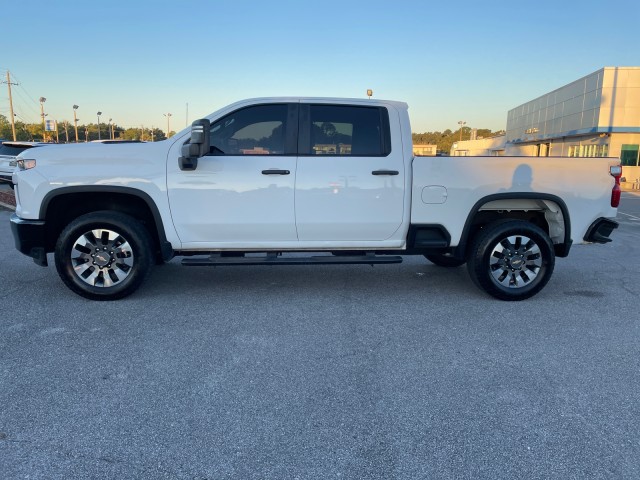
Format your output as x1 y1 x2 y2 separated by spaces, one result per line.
412 127 504 154
2 112 503 150
0 114 175 143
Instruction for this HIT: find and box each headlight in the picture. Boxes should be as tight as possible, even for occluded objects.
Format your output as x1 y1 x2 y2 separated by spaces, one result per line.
16 159 37 170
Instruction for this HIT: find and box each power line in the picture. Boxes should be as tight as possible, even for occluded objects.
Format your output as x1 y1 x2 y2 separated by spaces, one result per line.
7 71 42 123
12 88 40 122
9 72 40 104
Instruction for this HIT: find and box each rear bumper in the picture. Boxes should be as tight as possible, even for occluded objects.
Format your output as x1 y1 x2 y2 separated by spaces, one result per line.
10 214 48 266
583 217 619 244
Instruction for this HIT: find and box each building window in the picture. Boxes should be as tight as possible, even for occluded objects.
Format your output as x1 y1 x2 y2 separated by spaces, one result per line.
596 144 609 157
621 144 639 166
568 144 609 158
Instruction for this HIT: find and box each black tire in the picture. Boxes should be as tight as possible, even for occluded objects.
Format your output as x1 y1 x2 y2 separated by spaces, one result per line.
466 220 555 301
424 253 466 267
54 211 153 300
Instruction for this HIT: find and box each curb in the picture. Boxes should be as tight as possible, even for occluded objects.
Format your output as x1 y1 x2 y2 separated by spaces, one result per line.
0 201 16 211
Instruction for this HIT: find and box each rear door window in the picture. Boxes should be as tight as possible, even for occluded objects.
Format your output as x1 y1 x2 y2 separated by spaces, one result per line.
300 105 391 156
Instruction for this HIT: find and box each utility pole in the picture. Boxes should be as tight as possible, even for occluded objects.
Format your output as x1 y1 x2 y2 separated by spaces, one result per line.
3 71 18 141
55 121 59 143
64 121 69 143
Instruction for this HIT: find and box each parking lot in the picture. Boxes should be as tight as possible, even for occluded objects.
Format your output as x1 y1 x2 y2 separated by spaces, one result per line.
1 191 639 479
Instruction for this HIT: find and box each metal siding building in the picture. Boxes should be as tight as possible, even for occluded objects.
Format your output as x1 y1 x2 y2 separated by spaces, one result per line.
504 67 640 181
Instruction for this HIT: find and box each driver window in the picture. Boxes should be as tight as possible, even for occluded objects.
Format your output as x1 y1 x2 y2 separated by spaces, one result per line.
209 104 287 155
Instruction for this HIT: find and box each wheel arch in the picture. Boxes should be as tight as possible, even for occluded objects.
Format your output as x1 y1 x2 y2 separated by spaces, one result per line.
40 186 173 260
454 193 572 259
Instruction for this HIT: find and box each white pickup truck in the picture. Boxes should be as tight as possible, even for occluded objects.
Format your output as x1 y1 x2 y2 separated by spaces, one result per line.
10 97 621 301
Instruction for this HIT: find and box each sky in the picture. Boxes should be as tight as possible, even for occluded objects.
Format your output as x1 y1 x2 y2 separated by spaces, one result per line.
1 0 639 135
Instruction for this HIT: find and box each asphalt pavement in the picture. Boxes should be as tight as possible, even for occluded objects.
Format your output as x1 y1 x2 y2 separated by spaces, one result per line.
1 194 639 479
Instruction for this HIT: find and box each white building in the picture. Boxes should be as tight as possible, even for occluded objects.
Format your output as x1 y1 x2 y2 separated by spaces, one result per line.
451 67 640 182
451 135 505 156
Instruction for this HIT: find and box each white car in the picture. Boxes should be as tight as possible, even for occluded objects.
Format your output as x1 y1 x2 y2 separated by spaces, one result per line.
0 141 49 188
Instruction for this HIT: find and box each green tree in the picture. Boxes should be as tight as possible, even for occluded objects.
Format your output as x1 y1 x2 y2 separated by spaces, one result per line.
0 114 11 139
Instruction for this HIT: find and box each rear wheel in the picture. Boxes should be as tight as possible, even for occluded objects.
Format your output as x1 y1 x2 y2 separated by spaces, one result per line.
467 220 555 301
54 211 153 300
424 253 466 267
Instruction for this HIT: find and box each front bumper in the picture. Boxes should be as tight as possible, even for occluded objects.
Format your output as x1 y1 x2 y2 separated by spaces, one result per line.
583 217 619 244
10 214 48 266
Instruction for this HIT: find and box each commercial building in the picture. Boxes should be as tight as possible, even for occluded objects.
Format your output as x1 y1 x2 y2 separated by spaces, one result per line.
413 144 437 156
450 135 505 157
451 67 640 183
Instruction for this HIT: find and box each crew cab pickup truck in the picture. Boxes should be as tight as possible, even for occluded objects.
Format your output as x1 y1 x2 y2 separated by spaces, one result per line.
10 97 621 301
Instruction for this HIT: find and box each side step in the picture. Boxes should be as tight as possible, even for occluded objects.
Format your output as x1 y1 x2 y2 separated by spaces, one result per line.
182 253 403 267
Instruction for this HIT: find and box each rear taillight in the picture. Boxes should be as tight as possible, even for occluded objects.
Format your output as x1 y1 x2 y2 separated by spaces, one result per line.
610 165 622 208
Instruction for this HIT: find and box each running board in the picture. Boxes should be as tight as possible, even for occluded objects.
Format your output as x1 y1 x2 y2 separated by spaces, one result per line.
182 253 403 267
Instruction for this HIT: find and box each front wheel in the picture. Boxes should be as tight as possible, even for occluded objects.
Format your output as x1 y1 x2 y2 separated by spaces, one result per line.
54 211 153 300
467 220 555 301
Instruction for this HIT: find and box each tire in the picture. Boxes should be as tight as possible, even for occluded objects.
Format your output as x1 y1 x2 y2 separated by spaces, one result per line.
424 253 466 268
54 211 153 300
466 220 555 301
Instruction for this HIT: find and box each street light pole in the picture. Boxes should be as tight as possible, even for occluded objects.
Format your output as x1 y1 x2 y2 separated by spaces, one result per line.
97 111 102 140
458 120 466 142
163 112 172 138
108 118 113 140
73 105 79 142
40 97 47 142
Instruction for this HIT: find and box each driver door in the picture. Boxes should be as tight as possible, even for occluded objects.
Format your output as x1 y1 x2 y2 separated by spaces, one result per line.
167 103 299 248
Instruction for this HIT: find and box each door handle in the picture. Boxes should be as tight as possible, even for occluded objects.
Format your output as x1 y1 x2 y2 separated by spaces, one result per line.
262 169 290 175
372 170 399 176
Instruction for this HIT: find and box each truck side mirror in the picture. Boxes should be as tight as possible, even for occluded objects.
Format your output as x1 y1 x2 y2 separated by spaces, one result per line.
179 119 211 171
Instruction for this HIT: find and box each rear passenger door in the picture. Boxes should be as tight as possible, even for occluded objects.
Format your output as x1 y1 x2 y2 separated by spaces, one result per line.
295 103 405 242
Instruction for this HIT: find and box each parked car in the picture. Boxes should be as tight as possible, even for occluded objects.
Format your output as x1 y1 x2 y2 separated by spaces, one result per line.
0 141 49 188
